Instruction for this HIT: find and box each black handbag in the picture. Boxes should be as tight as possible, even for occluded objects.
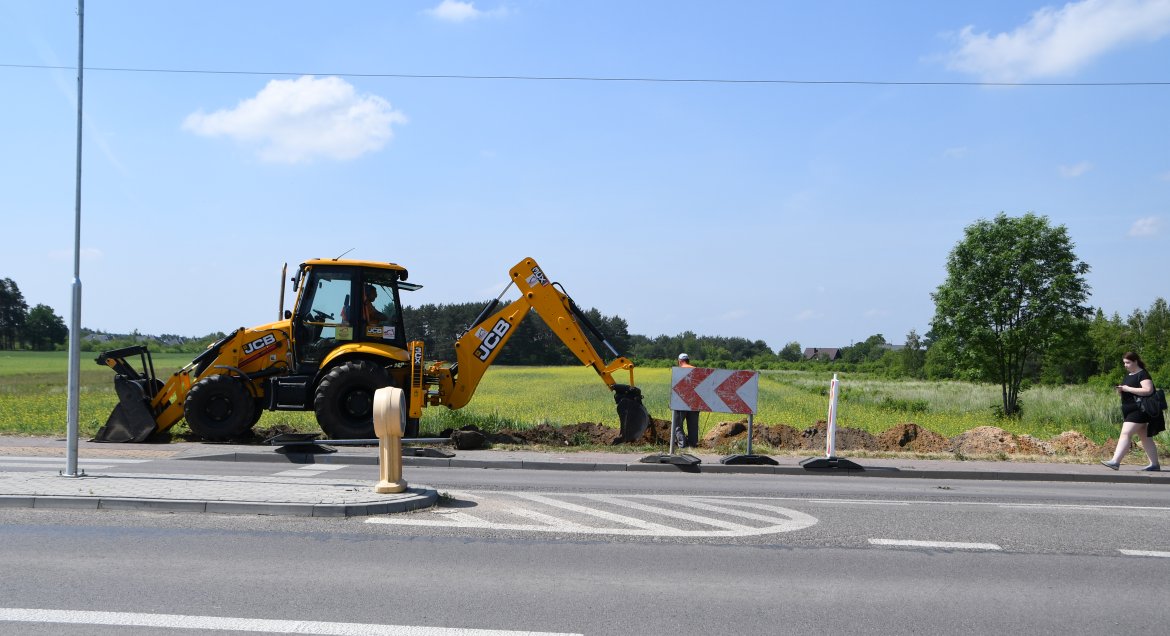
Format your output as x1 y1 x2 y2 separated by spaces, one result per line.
1139 388 1168 418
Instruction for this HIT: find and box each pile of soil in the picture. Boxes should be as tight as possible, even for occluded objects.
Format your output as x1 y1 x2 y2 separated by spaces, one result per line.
1048 431 1103 456
877 423 952 454
798 421 881 451
950 426 1051 456
468 420 1105 460
250 417 1107 461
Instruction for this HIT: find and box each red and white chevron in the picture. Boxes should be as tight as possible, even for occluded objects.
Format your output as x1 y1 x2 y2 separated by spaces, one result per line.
669 367 759 414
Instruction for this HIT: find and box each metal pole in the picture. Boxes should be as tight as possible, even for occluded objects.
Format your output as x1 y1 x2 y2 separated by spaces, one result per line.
63 0 85 478
745 413 754 456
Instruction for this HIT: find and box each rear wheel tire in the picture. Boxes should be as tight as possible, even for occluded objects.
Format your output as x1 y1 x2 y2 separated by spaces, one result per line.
314 361 391 439
184 375 253 441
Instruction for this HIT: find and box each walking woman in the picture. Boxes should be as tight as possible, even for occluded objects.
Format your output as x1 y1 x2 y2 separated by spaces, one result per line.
1102 351 1164 471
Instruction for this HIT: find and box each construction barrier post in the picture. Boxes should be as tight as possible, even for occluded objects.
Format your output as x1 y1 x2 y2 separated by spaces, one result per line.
373 386 408 494
800 373 862 470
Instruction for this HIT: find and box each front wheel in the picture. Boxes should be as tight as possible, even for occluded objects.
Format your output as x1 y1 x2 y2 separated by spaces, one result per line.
313 361 392 439
184 374 254 441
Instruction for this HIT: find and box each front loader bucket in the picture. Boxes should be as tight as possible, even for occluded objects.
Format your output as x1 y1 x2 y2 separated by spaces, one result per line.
613 385 650 443
93 375 158 443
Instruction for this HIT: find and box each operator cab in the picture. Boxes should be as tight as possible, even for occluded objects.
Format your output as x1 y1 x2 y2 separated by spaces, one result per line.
290 259 419 369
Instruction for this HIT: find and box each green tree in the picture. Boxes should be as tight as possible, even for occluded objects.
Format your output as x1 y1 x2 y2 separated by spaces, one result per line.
0 278 29 350
841 333 887 364
778 341 803 362
1140 298 1169 372
899 329 925 378
930 213 1091 416
23 304 68 351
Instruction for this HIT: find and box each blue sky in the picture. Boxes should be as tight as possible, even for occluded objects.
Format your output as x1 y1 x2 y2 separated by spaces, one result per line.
2 0 1167 351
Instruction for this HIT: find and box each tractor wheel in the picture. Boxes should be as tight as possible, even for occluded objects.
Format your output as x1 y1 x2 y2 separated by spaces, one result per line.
314 361 392 439
184 374 254 441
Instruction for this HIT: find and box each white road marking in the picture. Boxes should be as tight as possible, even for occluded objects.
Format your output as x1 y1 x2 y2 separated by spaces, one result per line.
1119 549 1170 558
511 492 679 532
368 491 818 537
0 607 579 635
272 465 349 477
670 497 821 525
586 495 767 531
507 507 591 531
869 538 1002 551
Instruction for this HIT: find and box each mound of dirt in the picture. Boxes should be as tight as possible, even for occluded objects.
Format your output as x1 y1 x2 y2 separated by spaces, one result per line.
799 421 881 451
700 420 806 450
949 426 1055 456
1048 431 1102 456
429 420 1107 460
485 422 622 446
877 423 951 453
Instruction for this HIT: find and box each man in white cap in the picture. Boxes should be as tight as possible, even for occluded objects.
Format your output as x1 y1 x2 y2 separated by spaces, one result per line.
673 353 699 449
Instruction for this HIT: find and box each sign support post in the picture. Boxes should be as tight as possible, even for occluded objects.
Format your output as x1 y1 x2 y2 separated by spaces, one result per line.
721 412 777 465
643 366 765 466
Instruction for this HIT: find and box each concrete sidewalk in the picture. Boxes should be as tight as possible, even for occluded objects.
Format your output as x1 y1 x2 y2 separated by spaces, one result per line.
1 436 1165 518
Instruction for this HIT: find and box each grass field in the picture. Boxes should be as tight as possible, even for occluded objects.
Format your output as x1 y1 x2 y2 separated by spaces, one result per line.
0 350 1141 445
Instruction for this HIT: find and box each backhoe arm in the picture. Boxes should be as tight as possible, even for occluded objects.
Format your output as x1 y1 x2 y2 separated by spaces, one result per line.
427 257 650 441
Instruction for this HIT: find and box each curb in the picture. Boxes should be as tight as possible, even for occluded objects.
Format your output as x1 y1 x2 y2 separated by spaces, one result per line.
0 486 438 518
179 451 1170 485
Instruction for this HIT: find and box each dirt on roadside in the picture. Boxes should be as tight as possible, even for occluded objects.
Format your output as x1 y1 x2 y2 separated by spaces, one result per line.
248 416 1106 461
471 419 1106 460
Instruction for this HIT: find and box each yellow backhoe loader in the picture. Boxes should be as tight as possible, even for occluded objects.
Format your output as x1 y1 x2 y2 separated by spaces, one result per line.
94 257 651 444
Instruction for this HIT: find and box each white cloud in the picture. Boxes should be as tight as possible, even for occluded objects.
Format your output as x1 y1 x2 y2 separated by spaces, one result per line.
182 76 407 164
944 0 1170 81
943 146 969 159
1059 161 1093 178
1128 216 1162 236
1159 170 1170 181
426 0 508 22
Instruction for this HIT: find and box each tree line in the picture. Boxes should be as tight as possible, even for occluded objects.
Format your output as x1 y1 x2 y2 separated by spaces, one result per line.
0 278 68 351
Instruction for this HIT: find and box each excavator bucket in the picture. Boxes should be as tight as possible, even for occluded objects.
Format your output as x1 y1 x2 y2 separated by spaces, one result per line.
613 385 650 442
93 374 159 443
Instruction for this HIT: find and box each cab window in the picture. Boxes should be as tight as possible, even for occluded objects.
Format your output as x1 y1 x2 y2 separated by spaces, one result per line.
295 268 354 365
358 271 403 345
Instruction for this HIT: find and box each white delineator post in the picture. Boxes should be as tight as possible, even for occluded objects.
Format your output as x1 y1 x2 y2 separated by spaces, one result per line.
799 372 862 470
825 373 839 459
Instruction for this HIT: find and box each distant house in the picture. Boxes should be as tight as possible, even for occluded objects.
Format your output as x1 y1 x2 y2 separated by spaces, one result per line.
802 347 841 361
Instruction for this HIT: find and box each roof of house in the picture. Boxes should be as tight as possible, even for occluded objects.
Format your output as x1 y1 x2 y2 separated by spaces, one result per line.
802 347 841 360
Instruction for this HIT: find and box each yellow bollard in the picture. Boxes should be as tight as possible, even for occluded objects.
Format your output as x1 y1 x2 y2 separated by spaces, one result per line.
372 386 408 494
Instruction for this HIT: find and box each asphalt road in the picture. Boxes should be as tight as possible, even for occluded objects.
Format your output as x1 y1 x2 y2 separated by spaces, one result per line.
2 462 1168 635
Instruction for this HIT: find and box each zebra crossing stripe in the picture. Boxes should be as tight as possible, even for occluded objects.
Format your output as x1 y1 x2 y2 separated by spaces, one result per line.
509 493 678 532
586 495 761 531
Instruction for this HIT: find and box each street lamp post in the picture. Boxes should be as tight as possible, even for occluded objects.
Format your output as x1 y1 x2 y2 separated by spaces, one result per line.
63 0 85 478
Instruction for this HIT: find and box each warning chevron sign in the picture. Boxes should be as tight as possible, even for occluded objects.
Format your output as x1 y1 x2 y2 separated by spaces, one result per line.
669 367 759 415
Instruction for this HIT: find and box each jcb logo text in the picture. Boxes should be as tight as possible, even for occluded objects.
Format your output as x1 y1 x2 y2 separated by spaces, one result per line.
243 333 277 355
475 319 511 361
